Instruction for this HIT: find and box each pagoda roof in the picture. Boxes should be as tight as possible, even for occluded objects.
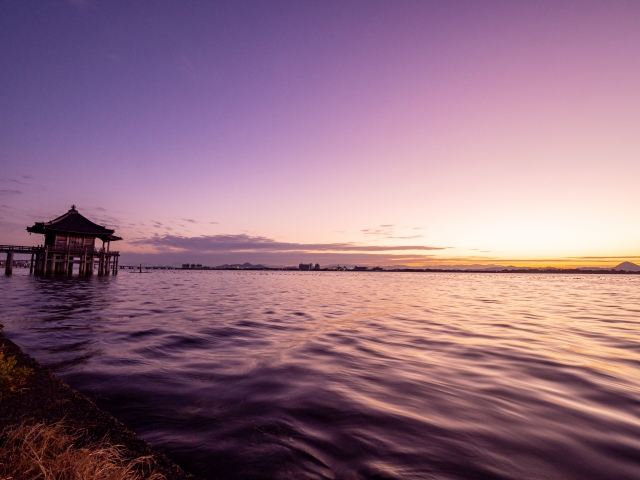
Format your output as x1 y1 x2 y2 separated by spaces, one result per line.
27 206 122 241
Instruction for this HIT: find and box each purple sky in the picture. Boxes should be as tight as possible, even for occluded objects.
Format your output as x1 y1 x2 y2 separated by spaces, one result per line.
1 1 639 267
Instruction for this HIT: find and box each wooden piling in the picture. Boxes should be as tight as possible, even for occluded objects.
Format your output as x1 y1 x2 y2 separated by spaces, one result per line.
4 252 13 275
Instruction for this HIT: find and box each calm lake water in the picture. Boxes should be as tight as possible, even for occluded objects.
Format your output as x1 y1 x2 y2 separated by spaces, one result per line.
1 270 640 479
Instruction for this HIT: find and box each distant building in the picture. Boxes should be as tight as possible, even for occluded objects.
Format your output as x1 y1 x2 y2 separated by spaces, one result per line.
299 263 312 271
182 264 190 268
371 267 384 271
353 266 368 271
313 263 320 271
0 260 30 268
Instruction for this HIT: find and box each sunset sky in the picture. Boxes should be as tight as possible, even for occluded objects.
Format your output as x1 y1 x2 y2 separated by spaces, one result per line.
1 1 639 267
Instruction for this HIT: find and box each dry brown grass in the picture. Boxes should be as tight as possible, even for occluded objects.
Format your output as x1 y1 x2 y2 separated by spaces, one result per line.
0 422 165 480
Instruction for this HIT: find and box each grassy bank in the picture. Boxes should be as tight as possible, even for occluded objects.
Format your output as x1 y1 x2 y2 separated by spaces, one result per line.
0 422 164 480
0 328 195 479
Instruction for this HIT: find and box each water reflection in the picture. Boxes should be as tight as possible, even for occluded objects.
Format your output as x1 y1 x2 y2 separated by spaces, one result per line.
1 271 640 479
12 275 116 370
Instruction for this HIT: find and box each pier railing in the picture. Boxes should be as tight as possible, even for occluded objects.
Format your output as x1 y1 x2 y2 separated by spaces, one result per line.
47 245 119 254
0 245 39 253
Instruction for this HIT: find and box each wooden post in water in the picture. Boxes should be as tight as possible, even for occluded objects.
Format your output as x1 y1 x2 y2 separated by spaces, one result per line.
5 251 14 275
34 249 44 275
67 250 73 275
64 246 70 275
30 252 34 274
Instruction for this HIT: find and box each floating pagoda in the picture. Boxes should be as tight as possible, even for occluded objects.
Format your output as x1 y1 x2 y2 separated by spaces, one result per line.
10 205 122 275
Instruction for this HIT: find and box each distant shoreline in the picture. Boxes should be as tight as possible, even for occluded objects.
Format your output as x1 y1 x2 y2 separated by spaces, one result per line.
5 263 637 274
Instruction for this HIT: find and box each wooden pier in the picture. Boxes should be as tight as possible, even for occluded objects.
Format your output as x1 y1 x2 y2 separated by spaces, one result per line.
1 245 119 276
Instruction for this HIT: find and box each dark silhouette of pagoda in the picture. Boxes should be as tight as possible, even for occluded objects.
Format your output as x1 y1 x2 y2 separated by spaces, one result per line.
26 205 121 275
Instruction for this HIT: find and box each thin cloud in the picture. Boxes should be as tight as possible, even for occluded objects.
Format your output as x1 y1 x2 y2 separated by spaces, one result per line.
182 218 197 223
95 207 107 212
0 177 28 185
130 233 446 253
362 225 395 237
0 190 23 195
386 235 424 239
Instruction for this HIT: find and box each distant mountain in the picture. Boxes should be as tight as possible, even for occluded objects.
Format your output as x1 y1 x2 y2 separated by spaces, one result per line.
478 265 533 271
614 261 640 272
240 262 266 268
